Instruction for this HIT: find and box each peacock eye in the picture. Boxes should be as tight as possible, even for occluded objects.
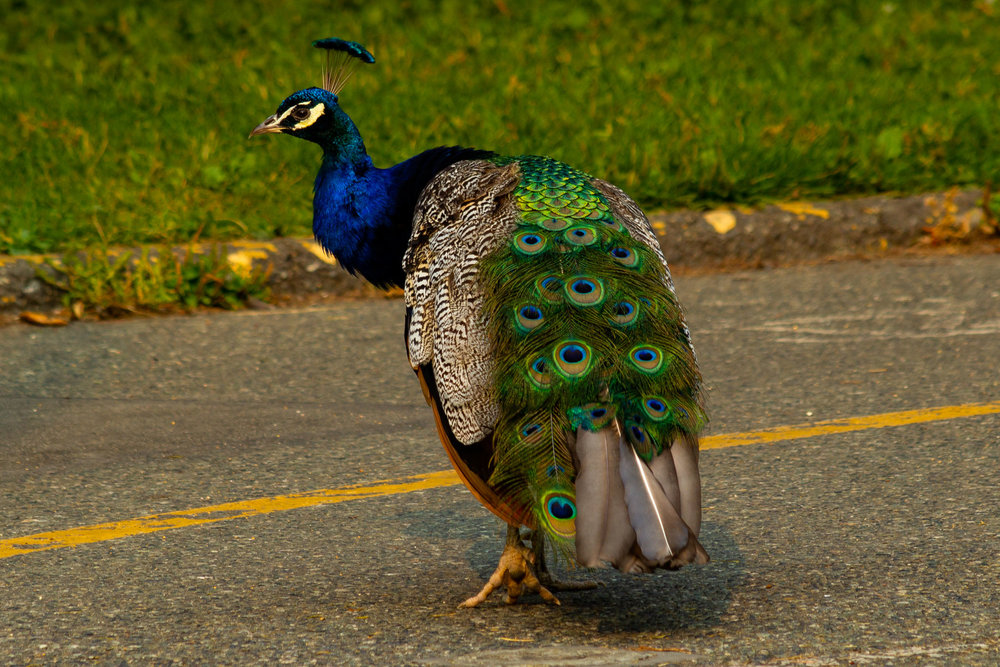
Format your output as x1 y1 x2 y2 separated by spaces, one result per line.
291 106 311 120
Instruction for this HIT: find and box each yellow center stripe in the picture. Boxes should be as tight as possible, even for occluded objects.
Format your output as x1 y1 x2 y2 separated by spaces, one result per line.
2 401 997 560
700 401 1000 450
0 470 460 560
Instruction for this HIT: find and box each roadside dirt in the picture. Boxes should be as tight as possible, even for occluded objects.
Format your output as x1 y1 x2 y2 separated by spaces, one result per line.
2 188 997 327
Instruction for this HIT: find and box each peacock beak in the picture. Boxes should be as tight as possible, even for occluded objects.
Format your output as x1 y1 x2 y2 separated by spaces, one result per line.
249 115 283 138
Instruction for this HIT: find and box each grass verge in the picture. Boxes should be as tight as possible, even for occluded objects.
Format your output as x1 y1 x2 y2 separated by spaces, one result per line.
2 0 999 255
38 245 271 318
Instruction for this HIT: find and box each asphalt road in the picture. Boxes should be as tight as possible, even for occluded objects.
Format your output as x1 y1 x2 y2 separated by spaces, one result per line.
1 254 999 665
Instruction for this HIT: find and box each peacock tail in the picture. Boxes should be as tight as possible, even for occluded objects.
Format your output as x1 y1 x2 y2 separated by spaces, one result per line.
474 155 706 552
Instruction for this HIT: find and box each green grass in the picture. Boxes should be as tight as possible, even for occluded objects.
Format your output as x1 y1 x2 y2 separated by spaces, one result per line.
2 0 998 255
39 244 272 316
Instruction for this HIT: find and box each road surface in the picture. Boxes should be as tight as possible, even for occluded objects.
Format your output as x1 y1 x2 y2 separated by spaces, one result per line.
1 254 999 665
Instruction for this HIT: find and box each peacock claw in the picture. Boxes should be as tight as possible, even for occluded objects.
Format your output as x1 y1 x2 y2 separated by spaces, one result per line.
537 572 600 592
459 525 560 608
530 529 599 593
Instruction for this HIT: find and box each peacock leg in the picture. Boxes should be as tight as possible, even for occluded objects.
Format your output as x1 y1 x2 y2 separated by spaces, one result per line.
530 530 599 592
459 525 560 608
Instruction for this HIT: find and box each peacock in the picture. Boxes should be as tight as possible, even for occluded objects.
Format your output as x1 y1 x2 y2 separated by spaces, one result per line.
251 38 709 607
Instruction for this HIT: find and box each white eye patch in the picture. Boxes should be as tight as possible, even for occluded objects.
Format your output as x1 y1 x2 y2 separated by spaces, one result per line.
275 102 326 130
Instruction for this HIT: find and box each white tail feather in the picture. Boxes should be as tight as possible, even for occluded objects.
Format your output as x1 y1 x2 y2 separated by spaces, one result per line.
618 438 690 565
648 448 681 511
670 434 702 536
573 427 634 567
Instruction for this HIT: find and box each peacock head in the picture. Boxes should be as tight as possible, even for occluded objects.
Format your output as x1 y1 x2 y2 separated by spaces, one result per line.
249 38 374 153
249 87 351 144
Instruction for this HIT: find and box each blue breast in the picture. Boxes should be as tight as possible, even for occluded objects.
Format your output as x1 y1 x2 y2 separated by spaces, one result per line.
312 146 494 288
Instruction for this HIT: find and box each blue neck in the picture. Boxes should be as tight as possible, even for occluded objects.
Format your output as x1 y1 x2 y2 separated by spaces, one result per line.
312 142 493 288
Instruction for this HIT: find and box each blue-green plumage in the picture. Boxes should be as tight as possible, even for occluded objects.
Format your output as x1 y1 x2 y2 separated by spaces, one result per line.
254 37 708 606
477 156 704 547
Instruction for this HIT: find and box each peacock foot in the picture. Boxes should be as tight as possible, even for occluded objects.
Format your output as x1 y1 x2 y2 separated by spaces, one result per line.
459 525 560 608
530 529 600 593
537 572 600 592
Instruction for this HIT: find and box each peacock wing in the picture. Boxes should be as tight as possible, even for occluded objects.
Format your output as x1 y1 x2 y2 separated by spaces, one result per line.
403 159 528 526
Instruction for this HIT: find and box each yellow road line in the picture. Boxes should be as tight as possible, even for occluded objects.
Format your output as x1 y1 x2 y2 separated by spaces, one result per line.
0 470 460 560
2 401 998 560
700 401 1000 450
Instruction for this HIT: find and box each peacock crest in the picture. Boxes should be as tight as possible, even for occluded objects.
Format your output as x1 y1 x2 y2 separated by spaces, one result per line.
312 38 375 95
479 155 705 550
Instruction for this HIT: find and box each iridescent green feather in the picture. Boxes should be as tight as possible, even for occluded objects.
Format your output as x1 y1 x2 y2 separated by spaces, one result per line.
479 155 705 548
